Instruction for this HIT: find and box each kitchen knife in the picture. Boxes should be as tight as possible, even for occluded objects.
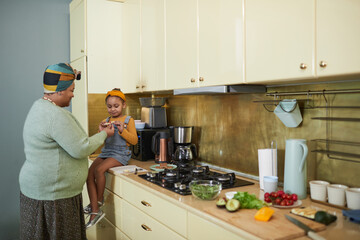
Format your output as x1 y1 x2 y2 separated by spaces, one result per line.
285 215 326 240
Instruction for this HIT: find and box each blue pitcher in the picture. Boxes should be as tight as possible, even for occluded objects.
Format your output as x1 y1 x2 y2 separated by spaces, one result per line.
284 139 308 199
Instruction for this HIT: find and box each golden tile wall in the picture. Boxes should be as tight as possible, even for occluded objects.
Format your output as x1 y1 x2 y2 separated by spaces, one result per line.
88 81 360 187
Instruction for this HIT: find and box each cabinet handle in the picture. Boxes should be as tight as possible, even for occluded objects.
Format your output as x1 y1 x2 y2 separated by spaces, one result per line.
80 49 84 53
141 200 152 207
319 61 327 68
141 85 146 88
190 78 196 83
299 63 307 70
199 77 204 82
136 85 140 89
141 224 152 231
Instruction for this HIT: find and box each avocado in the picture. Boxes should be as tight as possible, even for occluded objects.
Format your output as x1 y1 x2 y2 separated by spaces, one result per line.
226 199 241 212
314 211 337 225
216 198 227 208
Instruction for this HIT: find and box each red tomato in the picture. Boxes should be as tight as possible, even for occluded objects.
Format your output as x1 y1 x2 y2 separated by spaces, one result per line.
277 190 285 196
291 194 298 201
280 200 287 206
281 194 287 199
286 194 292 200
275 198 282 205
264 192 270 198
270 192 278 198
264 197 272 203
287 200 294 206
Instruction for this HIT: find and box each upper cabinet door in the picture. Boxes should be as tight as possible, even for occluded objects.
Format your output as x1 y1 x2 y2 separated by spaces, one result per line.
316 0 360 77
122 0 141 93
245 0 315 83
198 0 244 86
141 0 166 92
87 0 122 93
70 0 85 62
166 0 198 89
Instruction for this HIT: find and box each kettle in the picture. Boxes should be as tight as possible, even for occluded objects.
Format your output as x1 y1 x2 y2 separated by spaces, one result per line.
284 139 308 199
151 131 173 164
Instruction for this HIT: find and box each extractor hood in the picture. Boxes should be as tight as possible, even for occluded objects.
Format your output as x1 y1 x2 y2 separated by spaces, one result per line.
173 85 266 95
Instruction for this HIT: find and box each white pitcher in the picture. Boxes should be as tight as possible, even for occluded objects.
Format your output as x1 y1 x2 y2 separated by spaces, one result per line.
284 139 308 199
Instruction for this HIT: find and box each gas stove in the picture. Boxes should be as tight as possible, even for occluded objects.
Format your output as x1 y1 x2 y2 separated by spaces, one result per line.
138 164 254 195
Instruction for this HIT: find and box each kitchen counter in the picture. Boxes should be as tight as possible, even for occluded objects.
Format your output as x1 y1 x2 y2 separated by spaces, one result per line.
93 157 360 240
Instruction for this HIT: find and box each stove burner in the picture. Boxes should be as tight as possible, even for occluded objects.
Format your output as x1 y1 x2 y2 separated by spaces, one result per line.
139 166 254 195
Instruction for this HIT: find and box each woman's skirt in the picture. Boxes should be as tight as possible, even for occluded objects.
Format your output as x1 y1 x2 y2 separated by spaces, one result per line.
20 192 86 240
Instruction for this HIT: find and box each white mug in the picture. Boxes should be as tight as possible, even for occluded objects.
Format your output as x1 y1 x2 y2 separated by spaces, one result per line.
309 180 330 202
263 176 278 193
327 184 348 207
345 188 360 209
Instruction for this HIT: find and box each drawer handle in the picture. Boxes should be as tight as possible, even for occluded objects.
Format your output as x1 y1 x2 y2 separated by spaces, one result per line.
141 224 152 231
136 85 140 89
199 77 204 82
299 63 307 70
141 200 152 207
190 78 196 83
319 61 327 68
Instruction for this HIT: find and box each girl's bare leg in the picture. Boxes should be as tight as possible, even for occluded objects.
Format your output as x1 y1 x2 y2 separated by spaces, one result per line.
86 158 104 215
90 158 123 220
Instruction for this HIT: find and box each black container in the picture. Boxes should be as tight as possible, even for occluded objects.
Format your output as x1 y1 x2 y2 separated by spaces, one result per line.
131 128 170 161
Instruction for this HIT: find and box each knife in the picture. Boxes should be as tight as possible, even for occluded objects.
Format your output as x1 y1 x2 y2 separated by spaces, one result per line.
285 215 326 240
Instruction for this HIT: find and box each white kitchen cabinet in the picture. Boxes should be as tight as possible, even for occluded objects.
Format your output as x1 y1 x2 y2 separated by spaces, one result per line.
70 0 123 94
121 200 186 240
70 0 85 62
87 217 130 240
121 0 141 93
245 0 315 83
141 0 166 92
198 0 244 86
70 56 88 134
121 179 187 237
166 0 245 89
188 212 243 240
166 0 198 89
316 0 360 77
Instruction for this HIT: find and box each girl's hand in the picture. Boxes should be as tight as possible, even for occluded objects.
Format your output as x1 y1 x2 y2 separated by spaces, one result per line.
113 121 125 133
99 121 109 132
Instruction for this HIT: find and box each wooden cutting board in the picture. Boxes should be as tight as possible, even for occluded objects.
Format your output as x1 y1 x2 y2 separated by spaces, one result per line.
204 206 326 240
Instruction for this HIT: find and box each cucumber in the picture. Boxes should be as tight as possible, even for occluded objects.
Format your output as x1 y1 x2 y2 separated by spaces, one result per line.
226 199 241 212
216 198 227 208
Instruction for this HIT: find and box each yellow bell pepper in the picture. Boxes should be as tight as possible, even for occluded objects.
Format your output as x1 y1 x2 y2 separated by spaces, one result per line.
254 207 275 222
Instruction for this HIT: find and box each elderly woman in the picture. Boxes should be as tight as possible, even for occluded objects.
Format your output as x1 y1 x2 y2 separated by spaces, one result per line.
19 63 114 240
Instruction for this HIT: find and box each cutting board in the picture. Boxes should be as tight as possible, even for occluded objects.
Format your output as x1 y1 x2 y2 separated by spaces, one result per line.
204 206 326 240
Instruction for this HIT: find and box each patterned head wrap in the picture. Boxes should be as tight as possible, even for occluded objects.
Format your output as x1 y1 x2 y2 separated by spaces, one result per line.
43 63 77 93
106 89 126 102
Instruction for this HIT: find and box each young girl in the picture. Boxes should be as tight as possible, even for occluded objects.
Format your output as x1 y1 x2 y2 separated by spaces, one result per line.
85 88 138 228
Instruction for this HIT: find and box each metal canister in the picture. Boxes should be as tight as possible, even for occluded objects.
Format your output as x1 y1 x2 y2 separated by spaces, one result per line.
173 126 193 144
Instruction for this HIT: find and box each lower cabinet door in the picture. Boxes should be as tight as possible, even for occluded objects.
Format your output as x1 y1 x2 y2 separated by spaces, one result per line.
188 212 244 240
103 188 122 230
86 217 130 240
121 200 186 240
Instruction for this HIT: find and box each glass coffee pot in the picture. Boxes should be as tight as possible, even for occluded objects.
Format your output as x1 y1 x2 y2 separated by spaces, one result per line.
174 144 197 162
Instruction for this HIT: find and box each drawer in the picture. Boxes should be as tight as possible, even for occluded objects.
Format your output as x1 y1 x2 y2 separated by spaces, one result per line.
103 188 122 229
121 200 186 240
188 212 243 240
121 180 187 237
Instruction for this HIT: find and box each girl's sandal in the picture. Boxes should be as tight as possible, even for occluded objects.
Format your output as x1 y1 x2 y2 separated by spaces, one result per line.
85 210 105 229
83 200 104 214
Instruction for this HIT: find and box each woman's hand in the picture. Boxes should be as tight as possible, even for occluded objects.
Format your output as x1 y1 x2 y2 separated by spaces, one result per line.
113 121 126 133
98 121 110 132
102 124 115 137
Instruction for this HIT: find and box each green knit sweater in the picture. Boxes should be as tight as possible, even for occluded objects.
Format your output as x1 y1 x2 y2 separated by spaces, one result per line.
19 99 107 200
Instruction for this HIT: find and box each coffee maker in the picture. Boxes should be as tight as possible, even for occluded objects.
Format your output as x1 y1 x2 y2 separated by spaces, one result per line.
140 97 167 128
171 126 197 166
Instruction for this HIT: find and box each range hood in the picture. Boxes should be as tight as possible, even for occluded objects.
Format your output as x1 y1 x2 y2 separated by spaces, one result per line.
173 85 266 95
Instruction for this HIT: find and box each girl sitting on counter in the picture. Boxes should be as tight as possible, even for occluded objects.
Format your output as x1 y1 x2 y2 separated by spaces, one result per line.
85 88 138 228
